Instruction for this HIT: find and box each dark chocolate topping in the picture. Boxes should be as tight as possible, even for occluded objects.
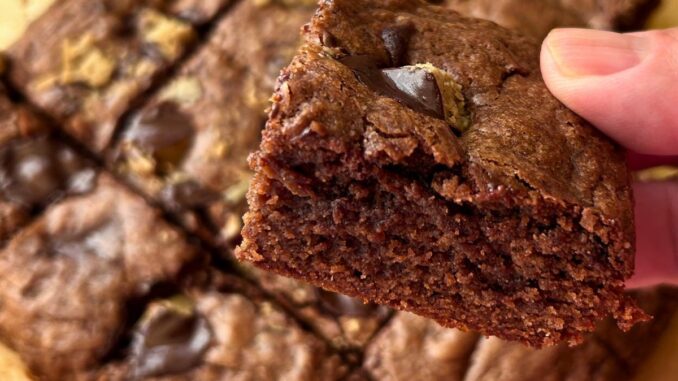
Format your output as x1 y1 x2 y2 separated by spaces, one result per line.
160 180 221 210
381 66 444 119
125 102 195 169
381 24 414 66
0 136 93 206
316 289 380 318
339 56 444 120
132 308 212 378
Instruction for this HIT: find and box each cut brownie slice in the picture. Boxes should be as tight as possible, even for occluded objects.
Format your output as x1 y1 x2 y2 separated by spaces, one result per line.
91 273 348 380
439 0 660 41
237 0 644 346
0 86 94 243
0 172 202 379
112 0 316 245
3 0 198 152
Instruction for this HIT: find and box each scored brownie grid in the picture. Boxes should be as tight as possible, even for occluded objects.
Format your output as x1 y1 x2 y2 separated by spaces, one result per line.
0 0 397 374
1 0 674 379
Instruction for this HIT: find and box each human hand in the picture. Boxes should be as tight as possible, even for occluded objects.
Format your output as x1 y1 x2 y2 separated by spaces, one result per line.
540 28 678 289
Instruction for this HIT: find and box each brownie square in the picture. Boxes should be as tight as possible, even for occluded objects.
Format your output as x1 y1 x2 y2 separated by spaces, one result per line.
237 0 644 346
3 0 198 152
111 0 316 245
90 273 348 380
0 172 202 379
0 86 93 243
440 0 660 41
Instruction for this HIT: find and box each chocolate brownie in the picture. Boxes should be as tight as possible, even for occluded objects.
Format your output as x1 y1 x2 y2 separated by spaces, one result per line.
112 0 316 245
3 0 198 152
463 336 623 381
364 313 480 381
0 172 201 379
363 288 678 381
91 274 348 380
440 0 660 41
237 0 645 347
0 86 94 243
240 264 391 350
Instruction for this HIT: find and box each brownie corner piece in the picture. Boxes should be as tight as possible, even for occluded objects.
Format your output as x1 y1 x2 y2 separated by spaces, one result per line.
237 0 645 347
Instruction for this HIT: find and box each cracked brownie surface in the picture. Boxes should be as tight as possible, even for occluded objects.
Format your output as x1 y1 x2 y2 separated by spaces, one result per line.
238 0 644 347
0 172 201 380
0 86 94 243
89 273 348 381
0 0 675 379
112 0 316 246
3 0 200 152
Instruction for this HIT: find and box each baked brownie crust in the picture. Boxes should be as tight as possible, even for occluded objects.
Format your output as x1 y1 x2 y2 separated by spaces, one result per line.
0 87 94 243
112 0 317 245
0 173 200 379
238 0 644 347
91 274 348 381
5 0 197 151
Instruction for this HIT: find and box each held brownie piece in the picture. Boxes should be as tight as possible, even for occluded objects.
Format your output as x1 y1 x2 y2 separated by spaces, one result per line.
92 273 348 381
0 172 202 380
237 0 645 347
3 0 198 152
439 0 660 41
112 0 316 246
0 86 94 243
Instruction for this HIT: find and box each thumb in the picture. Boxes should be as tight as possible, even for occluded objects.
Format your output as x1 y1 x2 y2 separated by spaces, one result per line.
626 181 678 289
540 28 678 155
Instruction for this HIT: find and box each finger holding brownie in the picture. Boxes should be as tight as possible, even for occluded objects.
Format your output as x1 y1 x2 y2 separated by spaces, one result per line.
541 27 678 288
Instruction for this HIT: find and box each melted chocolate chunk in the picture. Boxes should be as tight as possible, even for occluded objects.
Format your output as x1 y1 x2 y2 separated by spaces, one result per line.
381 66 444 119
125 102 195 169
132 309 212 378
339 56 444 120
160 180 221 211
0 136 93 206
316 289 380 317
381 23 414 66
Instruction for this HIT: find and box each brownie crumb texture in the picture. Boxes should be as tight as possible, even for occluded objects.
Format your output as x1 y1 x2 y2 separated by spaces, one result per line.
238 0 646 347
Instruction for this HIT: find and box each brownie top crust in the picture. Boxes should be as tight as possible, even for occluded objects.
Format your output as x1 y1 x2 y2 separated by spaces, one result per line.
262 0 634 271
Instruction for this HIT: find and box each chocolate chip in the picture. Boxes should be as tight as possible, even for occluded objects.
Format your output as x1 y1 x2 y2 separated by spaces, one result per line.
132 309 212 378
0 136 93 206
381 66 445 119
316 289 379 317
160 180 220 211
339 56 444 120
124 102 195 170
381 23 414 66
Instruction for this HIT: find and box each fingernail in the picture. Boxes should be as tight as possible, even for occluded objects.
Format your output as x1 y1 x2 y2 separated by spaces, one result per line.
545 29 650 77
